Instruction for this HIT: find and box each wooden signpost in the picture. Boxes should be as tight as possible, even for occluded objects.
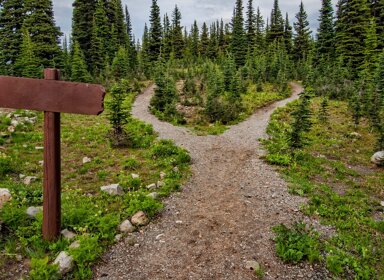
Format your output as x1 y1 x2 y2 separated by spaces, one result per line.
0 69 106 241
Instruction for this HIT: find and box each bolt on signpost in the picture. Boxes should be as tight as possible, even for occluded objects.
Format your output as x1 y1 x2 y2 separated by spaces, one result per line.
0 69 106 241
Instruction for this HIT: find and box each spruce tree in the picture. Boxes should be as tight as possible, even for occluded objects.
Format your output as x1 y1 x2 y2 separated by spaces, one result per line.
316 0 335 62
293 2 312 61
14 26 42 78
231 0 247 67
267 0 284 43
23 0 62 68
336 0 371 75
111 46 129 79
246 0 256 51
125 5 138 71
71 41 92 82
371 0 384 49
0 0 25 74
140 23 151 76
148 0 162 62
161 14 172 60
191 21 199 58
72 0 97 65
171 5 184 59
200 22 209 58
284 13 293 54
207 23 218 59
255 7 265 50
62 36 71 79
114 0 127 47
360 19 379 83
90 17 105 76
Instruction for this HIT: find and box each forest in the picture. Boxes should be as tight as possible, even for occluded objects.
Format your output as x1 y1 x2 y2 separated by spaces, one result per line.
0 0 383 279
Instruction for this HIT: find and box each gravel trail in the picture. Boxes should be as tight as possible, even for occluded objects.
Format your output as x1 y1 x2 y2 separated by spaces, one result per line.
94 83 329 280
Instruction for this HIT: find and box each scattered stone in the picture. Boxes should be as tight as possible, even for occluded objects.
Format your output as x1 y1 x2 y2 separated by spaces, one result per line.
172 166 179 173
35 146 44 150
156 234 164 240
147 192 159 200
115 234 123 242
100 184 124 196
54 252 74 275
349 132 361 138
7 126 15 133
131 211 149 226
119 220 135 233
10 120 19 127
82 157 92 164
19 174 26 179
371 151 384 166
160 171 166 180
61 229 77 240
26 206 42 218
23 176 37 185
245 260 260 271
69 240 81 249
175 220 183 224
39 160 44 166
381 201 384 207
146 183 157 190
157 181 164 188
15 254 23 261
131 173 140 179
126 236 136 246
0 188 11 209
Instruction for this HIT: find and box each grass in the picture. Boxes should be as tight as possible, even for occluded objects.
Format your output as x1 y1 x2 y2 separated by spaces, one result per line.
264 98 384 279
0 89 190 278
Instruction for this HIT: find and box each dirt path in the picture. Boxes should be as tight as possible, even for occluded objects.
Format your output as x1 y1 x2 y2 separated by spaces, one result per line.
94 84 328 279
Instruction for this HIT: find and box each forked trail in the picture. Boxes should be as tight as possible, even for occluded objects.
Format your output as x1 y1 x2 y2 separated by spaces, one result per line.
94 83 328 279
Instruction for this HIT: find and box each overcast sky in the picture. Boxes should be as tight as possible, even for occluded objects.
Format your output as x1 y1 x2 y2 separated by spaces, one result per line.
52 0 338 41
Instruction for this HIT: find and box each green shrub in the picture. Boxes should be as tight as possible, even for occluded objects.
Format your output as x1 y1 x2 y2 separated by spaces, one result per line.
273 222 321 264
123 158 140 170
29 257 60 280
0 155 15 176
265 154 292 166
119 175 142 191
125 193 163 218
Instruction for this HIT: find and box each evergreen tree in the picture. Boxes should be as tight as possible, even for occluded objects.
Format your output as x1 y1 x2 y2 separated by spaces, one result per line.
316 0 335 62
111 46 129 79
246 0 256 51
371 0 384 49
140 23 150 76
0 49 7 75
90 17 105 76
0 0 25 74
62 36 71 79
14 26 42 78
161 14 172 60
72 0 97 65
360 19 379 83
284 13 293 54
148 0 162 62
318 97 330 123
255 7 265 50
191 20 199 58
200 22 209 58
207 23 218 59
293 2 312 61
267 0 284 43
231 0 247 67
71 41 92 82
171 5 184 59
113 0 127 47
336 0 371 75
125 5 138 71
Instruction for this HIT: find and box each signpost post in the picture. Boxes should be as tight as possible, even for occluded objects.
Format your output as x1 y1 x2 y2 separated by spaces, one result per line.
0 69 105 241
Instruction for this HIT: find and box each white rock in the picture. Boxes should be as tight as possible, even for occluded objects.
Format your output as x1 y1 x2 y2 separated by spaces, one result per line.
82 157 92 164
39 161 44 166
23 176 37 185
381 201 384 207
157 181 164 188
115 234 123 242
100 184 124 196
160 172 166 180
245 260 260 271
7 126 15 133
61 229 77 240
172 166 179 173
175 220 183 224
0 188 11 209
371 151 384 166
10 120 19 127
131 211 149 226
35 146 44 150
26 206 42 218
146 183 157 190
69 240 80 249
131 173 140 179
19 174 26 179
54 252 74 275
147 192 159 200
118 220 135 233
156 234 164 240
349 132 361 138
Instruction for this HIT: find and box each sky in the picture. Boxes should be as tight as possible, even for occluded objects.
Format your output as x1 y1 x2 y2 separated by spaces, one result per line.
52 0 338 41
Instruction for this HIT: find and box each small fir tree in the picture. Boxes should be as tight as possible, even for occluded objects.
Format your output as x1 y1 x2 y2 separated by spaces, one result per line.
71 41 92 82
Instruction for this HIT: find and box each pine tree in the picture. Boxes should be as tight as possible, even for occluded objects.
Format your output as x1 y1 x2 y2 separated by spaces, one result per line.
23 0 62 69
318 97 330 123
90 17 105 76
360 19 379 83
200 22 209 58
255 7 265 50
336 0 371 75
148 0 162 62
71 41 92 82
72 0 97 65
161 14 172 60
191 20 199 58
171 5 184 59
62 36 71 79
207 23 218 59
316 0 335 62
111 46 129 79
371 0 384 49
125 5 138 71
0 49 7 75
113 0 127 47
284 13 293 54
246 0 256 51
0 0 25 74
14 26 42 78
293 2 312 61
267 0 284 43
140 23 151 76
231 0 247 67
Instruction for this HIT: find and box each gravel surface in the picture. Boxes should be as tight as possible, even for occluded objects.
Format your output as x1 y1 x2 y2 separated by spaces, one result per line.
93 83 330 280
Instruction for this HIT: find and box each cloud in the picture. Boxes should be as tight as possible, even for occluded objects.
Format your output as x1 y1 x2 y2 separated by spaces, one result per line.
53 0 339 40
